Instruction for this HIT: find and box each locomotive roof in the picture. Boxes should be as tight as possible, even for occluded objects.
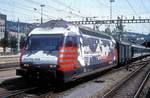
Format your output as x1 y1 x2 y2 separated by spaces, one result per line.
29 20 80 36
38 19 73 28
79 26 112 40
29 20 114 41
38 20 112 39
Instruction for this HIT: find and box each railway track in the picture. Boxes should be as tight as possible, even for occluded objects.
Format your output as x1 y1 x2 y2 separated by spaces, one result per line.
1 85 56 98
0 58 149 98
0 78 54 98
1 87 37 98
102 61 150 98
0 76 38 98
134 70 150 98
35 58 150 98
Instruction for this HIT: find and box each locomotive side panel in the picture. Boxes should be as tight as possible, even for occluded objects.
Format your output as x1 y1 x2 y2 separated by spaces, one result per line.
57 35 83 82
79 28 118 73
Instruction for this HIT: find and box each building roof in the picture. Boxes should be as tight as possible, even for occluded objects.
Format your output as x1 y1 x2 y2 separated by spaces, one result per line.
0 13 6 20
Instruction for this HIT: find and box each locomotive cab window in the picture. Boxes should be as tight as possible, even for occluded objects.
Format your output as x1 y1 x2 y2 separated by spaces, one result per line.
27 34 63 52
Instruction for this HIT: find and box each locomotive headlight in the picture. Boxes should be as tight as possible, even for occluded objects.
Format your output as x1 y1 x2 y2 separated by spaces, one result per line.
49 65 53 68
53 65 57 68
24 64 30 67
49 65 57 68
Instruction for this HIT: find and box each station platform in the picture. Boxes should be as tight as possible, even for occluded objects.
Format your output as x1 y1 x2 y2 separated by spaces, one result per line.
0 54 19 69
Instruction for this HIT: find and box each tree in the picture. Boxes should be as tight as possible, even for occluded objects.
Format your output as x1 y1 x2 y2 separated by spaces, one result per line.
9 36 17 52
0 38 9 53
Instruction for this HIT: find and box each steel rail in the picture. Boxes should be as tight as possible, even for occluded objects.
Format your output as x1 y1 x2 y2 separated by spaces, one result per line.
102 62 148 98
2 87 37 98
133 70 150 98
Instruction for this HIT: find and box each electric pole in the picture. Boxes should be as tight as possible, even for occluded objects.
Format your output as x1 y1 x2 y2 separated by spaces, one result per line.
110 0 115 30
110 0 115 20
17 18 20 52
40 4 45 24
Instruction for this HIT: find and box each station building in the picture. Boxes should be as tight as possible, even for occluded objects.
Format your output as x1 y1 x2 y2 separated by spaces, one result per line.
0 13 6 39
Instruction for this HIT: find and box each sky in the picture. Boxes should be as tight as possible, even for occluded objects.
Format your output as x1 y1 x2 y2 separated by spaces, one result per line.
0 0 150 34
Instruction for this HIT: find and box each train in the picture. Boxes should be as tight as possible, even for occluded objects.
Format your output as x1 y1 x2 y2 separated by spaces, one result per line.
16 20 150 83
116 41 150 66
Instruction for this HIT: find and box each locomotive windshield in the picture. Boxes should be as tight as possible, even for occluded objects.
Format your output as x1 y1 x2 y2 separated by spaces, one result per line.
27 34 63 52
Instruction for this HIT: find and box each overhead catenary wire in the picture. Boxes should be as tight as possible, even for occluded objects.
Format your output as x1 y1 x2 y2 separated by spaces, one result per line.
24 0 84 18
0 7 37 23
0 1 56 23
140 0 149 13
0 7 31 18
96 0 125 18
11 0 54 19
140 0 150 34
2 0 55 21
125 0 149 34
125 0 138 16
51 0 85 17
97 0 109 7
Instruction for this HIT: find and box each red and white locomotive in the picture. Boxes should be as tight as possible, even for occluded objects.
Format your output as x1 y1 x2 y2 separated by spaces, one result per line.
16 20 150 83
